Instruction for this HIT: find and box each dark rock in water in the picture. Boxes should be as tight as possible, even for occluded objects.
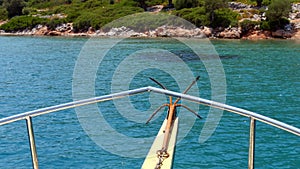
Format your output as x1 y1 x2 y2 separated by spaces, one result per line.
219 55 240 59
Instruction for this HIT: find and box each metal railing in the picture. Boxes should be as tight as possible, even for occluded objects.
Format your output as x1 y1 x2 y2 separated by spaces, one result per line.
0 86 299 169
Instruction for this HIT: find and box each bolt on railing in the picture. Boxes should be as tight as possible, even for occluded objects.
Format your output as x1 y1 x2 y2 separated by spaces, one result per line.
0 86 299 169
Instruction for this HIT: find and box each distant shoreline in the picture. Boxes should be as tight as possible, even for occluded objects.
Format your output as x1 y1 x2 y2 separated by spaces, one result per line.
1 27 299 40
1 2 300 40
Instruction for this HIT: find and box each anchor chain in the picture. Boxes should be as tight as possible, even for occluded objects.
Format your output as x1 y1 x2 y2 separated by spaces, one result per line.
155 149 169 169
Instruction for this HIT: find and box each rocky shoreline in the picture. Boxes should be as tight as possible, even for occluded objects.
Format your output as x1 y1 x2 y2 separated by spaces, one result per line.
1 24 299 40
1 2 300 40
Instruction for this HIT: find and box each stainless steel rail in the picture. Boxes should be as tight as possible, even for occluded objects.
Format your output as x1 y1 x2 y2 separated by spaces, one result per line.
147 87 300 137
1 86 299 169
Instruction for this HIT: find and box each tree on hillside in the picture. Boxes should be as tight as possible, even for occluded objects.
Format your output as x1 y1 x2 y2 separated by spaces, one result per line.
256 0 262 7
0 6 8 20
266 0 292 30
251 0 268 7
266 0 291 29
266 0 291 21
175 0 203 10
134 0 147 10
204 0 228 24
3 0 25 18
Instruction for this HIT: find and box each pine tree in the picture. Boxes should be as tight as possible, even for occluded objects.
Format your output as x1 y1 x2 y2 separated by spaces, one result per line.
3 0 25 18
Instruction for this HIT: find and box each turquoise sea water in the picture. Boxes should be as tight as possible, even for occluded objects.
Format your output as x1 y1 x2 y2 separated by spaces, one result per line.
0 36 299 168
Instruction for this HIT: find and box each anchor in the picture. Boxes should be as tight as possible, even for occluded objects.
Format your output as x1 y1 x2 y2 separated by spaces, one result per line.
142 76 202 169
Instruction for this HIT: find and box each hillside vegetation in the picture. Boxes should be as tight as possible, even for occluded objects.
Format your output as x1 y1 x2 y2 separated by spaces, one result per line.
0 0 299 34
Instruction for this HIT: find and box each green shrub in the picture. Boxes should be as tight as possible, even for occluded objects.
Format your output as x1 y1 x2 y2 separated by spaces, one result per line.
52 5 68 14
65 12 77 23
3 0 26 18
269 18 290 30
146 0 168 6
211 8 239 28
174 8 194 17
262 0 271 6
279 17 290 26
73 12 101 31
266 0 291 22
265 0 291 30
175 0 203 10
174 7 209 27
240 19 260 34
260 17 290 31
0 7 8 20
117 0 138 7
174 4 238 28
73 6 143 32
22 7 38 15
103 12 195 32
46 17 66 30
229 0 255 5
83 0 109 9
260 20 270 30
0 15 48 32
27 0 70 8
204 0 228 13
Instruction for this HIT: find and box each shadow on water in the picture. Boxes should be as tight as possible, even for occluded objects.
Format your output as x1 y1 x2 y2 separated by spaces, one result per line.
175 51 241 61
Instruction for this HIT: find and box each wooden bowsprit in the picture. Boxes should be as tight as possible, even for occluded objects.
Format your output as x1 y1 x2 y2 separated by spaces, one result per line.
142 77 202 169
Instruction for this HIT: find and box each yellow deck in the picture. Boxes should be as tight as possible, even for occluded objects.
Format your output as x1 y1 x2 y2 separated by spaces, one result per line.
142 117 179 169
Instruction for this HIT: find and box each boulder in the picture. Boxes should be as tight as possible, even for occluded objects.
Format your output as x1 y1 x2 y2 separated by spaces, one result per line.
55 23 73 32
218 27 241 39
272 29 293 38
146 30 157 37
87 27 95 34
130 32 148 38
171 27 193 37
198 26 213 37
294 22 300 29
147 5 164 13
34 26 49 36
47 31 62 36
242 30 271 40
292 3 300 13
290 12 300 20
229 2 252 10
291 30 300 39
105 26 134 36
291 19 300 29
99 26 149 37
155 26 170 37
157 26 208 37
